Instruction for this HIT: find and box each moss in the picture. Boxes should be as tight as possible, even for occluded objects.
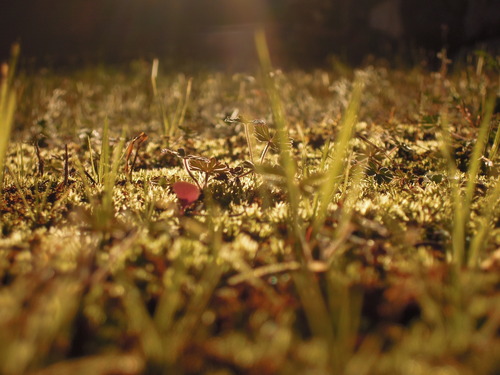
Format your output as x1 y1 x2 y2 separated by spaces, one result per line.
0 61 499 374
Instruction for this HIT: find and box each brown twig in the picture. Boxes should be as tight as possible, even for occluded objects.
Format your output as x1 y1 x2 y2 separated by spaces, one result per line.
124 132 148 179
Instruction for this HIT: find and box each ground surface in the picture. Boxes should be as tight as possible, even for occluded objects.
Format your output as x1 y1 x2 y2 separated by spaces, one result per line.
0 57 499 374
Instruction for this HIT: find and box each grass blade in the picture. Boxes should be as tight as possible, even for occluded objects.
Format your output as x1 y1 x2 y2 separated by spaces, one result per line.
97 117 110 185
0 44 20 190
255 28 334 347
312 80 363 237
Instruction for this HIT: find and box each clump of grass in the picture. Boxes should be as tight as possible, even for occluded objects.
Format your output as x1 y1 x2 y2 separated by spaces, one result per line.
439 92 497 268
74 117 126 233
311 78 364 237
254 29 369 372
151 59 193 138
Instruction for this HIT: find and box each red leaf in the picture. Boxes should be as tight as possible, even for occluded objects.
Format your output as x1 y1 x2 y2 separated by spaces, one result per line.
172 181 201 206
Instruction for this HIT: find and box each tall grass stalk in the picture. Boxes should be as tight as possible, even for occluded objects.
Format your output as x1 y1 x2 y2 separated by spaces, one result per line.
0 44 20 190
254 31 366 368
151 59 170 136
465 95 497 267
438 110 463 266
166 196 223 365
7 167 35 222
326 272 364 370
254 29 302 256
97 117 110 185
255 28 334 348
463 95 495 211
325 163 365 264
0 276 82 375
312 80 363 237
100 129 126 229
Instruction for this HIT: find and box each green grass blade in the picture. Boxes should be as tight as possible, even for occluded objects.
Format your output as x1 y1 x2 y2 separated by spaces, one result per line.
312 79 363 237
121 276 164 366
98 117 110 185
0 44 19 190
489 118 500 161
468 176 500 267
438 109 463 265
102 129 126 218
465 95 498 267
172 77 193 137
254 28 301 242
464 95 495 205
87 135 97 181
151 58 171 136
0 93 15 188
255 28 334 347
439 93 495 267
166 261 223 363
153 259 186 334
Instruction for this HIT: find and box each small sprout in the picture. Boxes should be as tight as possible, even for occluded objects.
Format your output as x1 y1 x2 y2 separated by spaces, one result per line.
162 148 231 189
188 156 229 175
162 147 202 189
224 114 267 164
225 114 291 164
253 123 292 163
188 156 230 189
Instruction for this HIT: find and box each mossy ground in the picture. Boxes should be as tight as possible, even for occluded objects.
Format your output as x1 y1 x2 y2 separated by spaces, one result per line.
0 58 499 374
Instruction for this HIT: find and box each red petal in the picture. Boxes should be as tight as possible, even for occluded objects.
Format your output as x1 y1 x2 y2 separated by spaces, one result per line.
172 181 200 204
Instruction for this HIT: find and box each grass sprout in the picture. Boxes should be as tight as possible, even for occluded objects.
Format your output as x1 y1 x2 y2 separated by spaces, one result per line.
151 59 193 138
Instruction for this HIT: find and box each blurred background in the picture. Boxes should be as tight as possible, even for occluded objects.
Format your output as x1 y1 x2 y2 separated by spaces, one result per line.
1 0 499 69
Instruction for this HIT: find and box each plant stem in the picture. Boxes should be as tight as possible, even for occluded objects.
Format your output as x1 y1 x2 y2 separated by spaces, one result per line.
243 122 255 164
182 158 202 190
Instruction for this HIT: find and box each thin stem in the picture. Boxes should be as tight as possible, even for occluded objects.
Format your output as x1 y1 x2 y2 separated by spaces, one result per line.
243 122 255 164
259 142 271 164
203 172 209 190
182 158 202 190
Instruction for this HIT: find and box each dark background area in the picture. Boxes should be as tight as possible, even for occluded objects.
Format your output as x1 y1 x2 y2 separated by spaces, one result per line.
1 0 499 69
